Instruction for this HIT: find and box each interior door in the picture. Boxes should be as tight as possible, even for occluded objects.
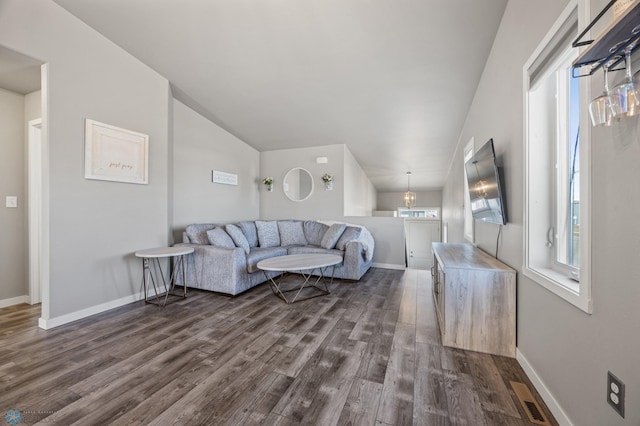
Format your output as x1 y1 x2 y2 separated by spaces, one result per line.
406 220 441 269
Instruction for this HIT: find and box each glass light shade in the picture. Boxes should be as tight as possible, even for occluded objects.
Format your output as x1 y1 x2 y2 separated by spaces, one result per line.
403 190 417 208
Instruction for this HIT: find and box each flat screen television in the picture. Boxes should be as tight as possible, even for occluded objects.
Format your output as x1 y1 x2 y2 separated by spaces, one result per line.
464 139 507 225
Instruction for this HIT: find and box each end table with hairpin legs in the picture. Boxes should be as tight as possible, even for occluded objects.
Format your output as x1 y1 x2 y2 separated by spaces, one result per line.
134 246 194 306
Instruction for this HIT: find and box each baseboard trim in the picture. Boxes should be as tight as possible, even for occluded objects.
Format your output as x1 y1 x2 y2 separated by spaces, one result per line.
0 295 30 309
516 348 573 426
372 262 406 270
38 291 145 330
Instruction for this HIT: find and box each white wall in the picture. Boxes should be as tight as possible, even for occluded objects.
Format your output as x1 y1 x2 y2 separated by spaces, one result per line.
260 143 377 219
260 144 346 220
25 90 42 121
376 190 442 211
442 0 640 424
0 0 171 323
0 87 26 303
344 216 406 268
343 146 376 216
172 99 260 241
260 144 404 267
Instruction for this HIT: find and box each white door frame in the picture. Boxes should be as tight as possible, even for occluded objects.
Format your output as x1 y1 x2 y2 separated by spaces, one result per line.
28 118 42 304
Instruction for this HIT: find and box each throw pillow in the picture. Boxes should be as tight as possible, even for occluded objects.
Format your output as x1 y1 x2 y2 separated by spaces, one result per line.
320 223 347 249
238 221 259 248
185 223 217 245
304 220 329 246
278 221 307 246
206 227 236 248
255 220 280 248
336 226 362 250
225 224 250 254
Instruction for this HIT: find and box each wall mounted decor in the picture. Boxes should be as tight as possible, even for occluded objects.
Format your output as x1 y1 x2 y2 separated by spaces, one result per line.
283 168 313 201
322 173 333 190
84 119 149 184
263 177 274 192
212 170 238 185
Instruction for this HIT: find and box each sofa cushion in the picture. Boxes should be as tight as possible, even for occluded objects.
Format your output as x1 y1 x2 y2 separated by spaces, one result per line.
185 223 218 245
336 226 362 250
287 245 344 259
246 246 288 273
304 221 329 246
256 220 280 248
278 220 307 246
320 223 347 249
238 221 259 248
225 224 250 254
207 227 236 248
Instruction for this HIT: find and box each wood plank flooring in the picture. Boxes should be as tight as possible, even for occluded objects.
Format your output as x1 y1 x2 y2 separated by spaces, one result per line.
0 268 557 425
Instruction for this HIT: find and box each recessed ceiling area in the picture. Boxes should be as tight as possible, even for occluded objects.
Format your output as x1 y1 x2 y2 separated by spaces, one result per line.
53 0 508 192
0 45 42 94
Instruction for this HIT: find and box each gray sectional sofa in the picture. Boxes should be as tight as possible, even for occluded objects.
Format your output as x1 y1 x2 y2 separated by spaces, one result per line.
174 220 374 296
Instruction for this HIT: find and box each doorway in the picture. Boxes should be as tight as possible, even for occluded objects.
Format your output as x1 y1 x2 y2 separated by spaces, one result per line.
0 44 47 320
28 118 42 304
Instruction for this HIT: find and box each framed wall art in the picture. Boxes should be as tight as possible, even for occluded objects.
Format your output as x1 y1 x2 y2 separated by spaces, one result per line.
84 119 149 184
212 170 238 185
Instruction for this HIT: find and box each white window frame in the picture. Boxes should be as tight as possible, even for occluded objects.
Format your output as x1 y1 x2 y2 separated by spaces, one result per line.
463 138 475 242
551 48 581 278
397 207 441 219
523 0 592 314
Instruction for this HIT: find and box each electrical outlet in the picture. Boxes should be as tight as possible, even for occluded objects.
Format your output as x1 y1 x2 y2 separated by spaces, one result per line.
607 371 625 418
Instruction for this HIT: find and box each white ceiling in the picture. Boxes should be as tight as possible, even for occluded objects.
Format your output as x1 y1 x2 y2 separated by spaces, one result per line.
49 0 506 191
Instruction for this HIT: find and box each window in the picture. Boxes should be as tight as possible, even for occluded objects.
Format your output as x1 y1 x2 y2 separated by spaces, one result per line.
463 138 474 242
397 207 440 219
524 1 591 313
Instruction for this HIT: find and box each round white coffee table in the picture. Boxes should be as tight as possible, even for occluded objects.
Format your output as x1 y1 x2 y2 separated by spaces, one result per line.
257 253 342 304
135 246 194 306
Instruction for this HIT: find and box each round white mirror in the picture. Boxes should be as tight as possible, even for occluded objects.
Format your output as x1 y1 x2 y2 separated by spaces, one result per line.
283 167 314 202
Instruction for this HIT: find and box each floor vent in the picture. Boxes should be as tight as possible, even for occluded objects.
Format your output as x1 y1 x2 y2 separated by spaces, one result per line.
510 381 551 426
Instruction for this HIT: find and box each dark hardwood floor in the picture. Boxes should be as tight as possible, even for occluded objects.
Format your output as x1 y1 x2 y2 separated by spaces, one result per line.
0 268 557 425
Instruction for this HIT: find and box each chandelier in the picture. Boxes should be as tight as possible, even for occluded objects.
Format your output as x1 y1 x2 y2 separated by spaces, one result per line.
403 171 417 209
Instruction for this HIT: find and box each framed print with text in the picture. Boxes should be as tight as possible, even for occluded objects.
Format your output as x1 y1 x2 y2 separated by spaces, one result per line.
84 119 149 184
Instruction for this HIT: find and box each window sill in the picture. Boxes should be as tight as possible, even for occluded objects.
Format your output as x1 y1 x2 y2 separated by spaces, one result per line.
523 266 592 314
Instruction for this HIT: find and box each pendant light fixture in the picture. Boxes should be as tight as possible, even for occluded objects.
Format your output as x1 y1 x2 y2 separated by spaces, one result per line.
403 171 417 209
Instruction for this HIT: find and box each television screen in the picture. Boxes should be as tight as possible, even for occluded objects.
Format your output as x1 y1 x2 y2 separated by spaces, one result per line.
465 139 506 225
